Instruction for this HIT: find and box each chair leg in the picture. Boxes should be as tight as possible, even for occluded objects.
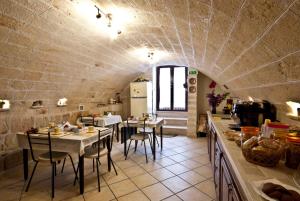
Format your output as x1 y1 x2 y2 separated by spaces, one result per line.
51 163 55 198
68 154 78 182
96 158 101 192
125 140 132 160
134 140 138 152
25 161 39 192
143 140 148 163
54 163 57 176
156 136 160 147
110 158 118 175
61 158 66 173
73 165 79 186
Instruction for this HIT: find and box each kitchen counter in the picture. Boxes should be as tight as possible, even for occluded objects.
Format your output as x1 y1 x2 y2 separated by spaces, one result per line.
207 111 298 201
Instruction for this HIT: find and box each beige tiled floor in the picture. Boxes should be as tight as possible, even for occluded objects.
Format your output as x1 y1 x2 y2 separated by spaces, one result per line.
0 136 216 201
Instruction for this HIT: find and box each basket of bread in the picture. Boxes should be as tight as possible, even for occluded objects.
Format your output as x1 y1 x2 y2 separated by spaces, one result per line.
242 136 283 167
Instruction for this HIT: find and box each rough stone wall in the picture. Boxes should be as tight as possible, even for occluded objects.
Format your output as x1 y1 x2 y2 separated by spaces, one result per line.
1 0 300 170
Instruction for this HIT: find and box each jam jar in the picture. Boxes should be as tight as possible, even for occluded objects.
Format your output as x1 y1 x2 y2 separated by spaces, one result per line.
285 134 300 169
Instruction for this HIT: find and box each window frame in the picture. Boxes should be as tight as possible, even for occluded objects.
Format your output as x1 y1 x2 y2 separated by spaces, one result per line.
156 65 188 112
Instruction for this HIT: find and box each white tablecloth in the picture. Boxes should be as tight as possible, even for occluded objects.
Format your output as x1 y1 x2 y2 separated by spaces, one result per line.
78 115 122 127
94 115 122 127
17 127 112 156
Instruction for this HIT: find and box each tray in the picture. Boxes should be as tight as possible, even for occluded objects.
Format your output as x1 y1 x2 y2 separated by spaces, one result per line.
252 179 300 201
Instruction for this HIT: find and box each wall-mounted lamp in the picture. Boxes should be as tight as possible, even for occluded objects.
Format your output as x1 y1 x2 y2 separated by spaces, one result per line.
57 98 68 107
286 101 300 118
0 99 10 111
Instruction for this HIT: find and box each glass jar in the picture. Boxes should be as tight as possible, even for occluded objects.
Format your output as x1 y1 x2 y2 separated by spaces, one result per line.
285 135 300 169
240 127 260 147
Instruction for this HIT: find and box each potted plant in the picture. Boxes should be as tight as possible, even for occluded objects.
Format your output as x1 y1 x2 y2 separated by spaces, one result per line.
206 81 229 114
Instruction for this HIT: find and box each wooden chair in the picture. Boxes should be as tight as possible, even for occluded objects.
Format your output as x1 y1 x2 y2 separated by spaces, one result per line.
74 129 118 192
125 118 152 163
26 131 77 198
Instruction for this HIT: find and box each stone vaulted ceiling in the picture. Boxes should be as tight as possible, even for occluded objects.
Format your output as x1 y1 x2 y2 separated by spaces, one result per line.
0 0 300 113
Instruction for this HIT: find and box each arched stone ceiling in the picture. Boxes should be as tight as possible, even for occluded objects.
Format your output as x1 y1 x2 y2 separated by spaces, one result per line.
0 0 300 115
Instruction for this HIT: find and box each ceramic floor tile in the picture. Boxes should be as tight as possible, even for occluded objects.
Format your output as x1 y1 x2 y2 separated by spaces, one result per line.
109 179 138 198
177 187 212 201
123 165 146 178
193 166 213 179
165 163 190 175
179 159 202 169
195 180 216 199
149 168 175 181
192 155 210 165
142 183 173 201
156 157 177 167
162 176 191 193
178 170 206 185
117 190 150 201
139 161 162 172
168 154 189 162
103 170 128 185
84 186 115 201
162 195 182 201
116 159 137 169
131 173 158 188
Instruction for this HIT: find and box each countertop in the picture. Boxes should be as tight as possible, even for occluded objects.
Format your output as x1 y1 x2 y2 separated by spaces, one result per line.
207 112 299 201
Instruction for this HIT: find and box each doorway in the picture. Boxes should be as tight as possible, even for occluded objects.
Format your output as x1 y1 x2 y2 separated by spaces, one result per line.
156 66 188 111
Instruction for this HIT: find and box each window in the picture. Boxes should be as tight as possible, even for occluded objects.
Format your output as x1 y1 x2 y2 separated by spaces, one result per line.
156 66 187 111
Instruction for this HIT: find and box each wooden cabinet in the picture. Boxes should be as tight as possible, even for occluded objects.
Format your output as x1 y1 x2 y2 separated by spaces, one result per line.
207 122 243 201
214 141 222 201
220 157 242 201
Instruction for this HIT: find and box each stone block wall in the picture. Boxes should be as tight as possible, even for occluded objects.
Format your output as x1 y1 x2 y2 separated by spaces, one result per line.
1 0 300 171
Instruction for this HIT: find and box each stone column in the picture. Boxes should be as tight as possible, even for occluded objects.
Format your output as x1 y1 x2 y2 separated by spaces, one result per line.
187 68 198 137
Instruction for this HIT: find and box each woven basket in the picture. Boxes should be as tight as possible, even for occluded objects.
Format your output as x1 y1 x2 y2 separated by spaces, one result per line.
242 146 283 167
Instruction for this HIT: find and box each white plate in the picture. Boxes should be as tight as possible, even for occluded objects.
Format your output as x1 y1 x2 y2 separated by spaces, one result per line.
252 179 300 201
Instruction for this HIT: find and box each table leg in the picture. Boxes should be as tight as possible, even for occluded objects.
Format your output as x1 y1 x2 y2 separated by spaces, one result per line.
152 128 156 160
160 126 163 151
23 149 28 180
123 128 127 156
79 155 84 194
116 123 119 142
107 136 112 172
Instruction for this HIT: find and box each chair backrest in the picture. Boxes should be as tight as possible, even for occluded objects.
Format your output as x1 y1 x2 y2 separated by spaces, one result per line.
26 131 53 163
96 128 113 158
138 118 148 139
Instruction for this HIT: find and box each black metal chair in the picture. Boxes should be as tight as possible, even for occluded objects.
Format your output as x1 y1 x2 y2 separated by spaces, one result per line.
74 129 118 192
26 131 77 198
125 118 152 163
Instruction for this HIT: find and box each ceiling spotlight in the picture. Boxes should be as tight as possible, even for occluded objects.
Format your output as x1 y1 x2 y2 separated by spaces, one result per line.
106 13 112 27
95 5 102 19
117 30 122 35
148 51 154 60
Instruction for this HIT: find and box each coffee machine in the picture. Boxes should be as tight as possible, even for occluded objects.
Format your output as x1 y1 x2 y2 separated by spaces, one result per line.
232 100 276 127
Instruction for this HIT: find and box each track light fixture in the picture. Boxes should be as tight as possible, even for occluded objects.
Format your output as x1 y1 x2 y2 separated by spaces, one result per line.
94 5 122 36
95 5 102 19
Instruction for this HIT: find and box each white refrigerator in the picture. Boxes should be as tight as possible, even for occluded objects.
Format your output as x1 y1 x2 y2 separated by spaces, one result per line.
130 82 153 117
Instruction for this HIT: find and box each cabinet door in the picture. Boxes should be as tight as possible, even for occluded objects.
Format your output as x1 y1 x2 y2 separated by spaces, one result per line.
220 158 242 201
220 157 232 201
214 141 222 201
230 186 242 201
207 126 211 161
210 126 216 171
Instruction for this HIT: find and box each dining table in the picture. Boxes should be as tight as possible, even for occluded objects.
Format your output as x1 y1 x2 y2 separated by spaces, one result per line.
16 127 113 194
79 115 122 141
121 117 164 160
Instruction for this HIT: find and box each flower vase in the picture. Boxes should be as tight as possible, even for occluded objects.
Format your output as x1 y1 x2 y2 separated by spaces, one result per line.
211 103 217 114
